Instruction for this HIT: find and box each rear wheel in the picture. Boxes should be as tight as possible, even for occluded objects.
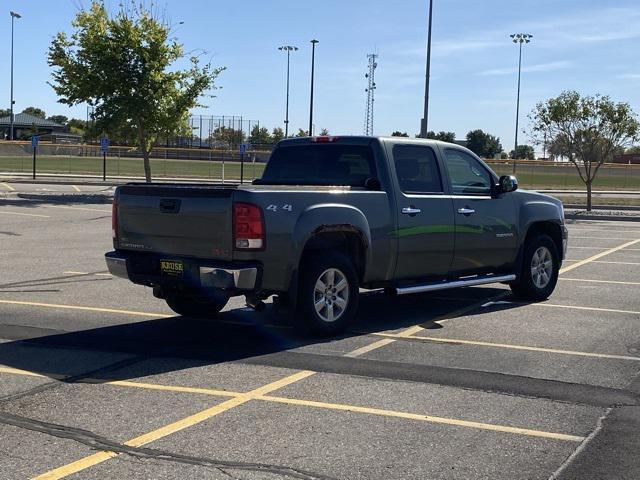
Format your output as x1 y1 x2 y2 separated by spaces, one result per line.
510 234 559 301
165 290 229 318
297 252 359 336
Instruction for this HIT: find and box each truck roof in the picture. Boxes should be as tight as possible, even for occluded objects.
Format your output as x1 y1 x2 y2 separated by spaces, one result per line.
277 135 461 149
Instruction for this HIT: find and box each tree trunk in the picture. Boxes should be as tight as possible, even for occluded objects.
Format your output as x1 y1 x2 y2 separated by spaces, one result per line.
586 181 592 212
143 150 152 183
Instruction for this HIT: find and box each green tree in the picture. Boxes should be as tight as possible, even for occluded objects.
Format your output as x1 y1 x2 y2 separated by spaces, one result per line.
319 128 329 136
0 109 10 118
530 91 639 210
66 118 87 136
426 130 456 143
625 145 640 154
391 131 409 137
47 115 69 126
271 127 284 143
48 1 223 182
465 129 503 158
212 126 245 148
249 125 271 145
510 145 535 160
295 128 308 138
22 107 46 118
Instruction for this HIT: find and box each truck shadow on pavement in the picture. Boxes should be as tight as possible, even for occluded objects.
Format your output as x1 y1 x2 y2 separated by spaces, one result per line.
0 287 521 387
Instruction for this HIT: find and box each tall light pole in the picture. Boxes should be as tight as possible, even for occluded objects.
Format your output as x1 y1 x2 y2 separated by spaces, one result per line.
308 39 319 136
419 0 434 138
510 33 532 173
9 11 22 141
278 45 298 138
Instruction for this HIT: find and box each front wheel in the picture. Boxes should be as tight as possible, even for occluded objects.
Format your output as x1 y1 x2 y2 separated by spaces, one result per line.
297 252 359 336
165 290 229 318
510 234 559 301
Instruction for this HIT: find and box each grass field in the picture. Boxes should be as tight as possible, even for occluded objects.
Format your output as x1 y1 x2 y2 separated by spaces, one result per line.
0 155 265 181
1 154 639 190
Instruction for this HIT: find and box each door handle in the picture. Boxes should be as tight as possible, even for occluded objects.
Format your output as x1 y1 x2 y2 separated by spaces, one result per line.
457 207 475 215
401 207 422 215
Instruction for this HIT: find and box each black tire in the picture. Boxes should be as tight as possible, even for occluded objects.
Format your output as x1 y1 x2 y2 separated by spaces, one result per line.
297 252 359 336
165 290 229 318
510 234 559 301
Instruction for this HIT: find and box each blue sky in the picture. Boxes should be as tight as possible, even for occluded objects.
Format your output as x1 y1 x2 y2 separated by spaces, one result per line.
1 0 639 152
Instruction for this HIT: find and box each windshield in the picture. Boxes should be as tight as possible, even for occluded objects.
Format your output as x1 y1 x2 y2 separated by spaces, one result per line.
257 144 377 186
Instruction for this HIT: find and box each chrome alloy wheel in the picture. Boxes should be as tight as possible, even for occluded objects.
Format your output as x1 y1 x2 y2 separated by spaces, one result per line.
531 246 553 289
313 268 349 323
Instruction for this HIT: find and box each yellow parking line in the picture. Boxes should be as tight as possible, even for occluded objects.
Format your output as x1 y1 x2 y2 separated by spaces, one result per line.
63 271 89 275
95 273 113 277
0 300 164 318
592 260 640 266
560 278 640 286
0 366 46 378
535 303 640 316
259 395 584 442
0 365 586 441
71 185 81 192
32 370 315 480
375 333 640 362
0 210 50 218
1 182 15 191
560 239 640 274
105 380 241 398
393 290 511 338
343 338 396 357
46 205 111 213
570 236 637 240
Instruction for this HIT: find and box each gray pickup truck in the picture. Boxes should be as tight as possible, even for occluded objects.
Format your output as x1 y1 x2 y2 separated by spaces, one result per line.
106 136 567 335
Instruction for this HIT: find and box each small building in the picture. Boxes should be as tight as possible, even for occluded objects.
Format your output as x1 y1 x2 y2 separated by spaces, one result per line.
612 153 640 165
0 113 66 140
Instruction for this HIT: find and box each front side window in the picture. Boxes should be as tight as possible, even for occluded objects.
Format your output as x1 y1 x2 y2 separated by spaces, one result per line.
443 149 492 195
392 145 443 194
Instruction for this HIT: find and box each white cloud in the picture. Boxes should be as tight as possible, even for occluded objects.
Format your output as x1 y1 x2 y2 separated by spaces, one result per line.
476 61 572 76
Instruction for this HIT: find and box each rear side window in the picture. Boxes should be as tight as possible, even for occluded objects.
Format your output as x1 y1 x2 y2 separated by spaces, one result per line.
392 145 443 194
259 145 376 186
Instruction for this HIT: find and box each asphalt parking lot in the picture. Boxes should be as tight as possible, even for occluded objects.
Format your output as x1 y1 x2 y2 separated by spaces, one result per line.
1 182 639 479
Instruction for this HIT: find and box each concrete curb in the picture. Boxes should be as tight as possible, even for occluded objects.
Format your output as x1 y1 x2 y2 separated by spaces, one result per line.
565 213 640 222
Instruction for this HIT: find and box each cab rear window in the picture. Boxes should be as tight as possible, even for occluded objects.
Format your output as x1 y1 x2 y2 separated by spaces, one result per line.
257 145 376 186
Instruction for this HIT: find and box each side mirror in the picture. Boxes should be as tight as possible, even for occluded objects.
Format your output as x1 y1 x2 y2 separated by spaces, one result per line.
498 175 518 194
364 177 381 191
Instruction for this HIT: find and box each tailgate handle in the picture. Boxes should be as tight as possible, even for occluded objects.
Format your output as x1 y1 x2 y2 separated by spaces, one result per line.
159 198 181 214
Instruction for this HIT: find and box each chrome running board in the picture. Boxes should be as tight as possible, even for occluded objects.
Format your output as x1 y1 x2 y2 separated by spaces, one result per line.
393 274 516 296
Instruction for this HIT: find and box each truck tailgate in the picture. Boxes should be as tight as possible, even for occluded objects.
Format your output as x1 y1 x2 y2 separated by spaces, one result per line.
116 184 234 260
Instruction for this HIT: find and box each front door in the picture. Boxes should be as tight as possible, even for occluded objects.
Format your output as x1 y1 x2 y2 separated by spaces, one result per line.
391 144 455 281
441 148 518 275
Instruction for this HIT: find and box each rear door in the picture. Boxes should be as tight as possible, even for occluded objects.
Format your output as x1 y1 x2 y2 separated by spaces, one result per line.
390 143 455 281
440 148 518 275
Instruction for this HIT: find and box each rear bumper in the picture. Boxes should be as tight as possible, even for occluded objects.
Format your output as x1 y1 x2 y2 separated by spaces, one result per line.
105 251 259 291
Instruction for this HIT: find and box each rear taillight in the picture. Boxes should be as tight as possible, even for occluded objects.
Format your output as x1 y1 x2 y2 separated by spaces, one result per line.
233 202 264 250
111 196 118 239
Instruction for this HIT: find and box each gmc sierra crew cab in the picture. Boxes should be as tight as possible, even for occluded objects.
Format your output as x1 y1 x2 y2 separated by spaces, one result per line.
106 136 568 335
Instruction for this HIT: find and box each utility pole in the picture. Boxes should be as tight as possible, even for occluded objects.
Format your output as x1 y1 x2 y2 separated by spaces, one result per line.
308 39 319 136
364 53 378 136
278 45 298 137
419 0 434 138
9 11 22 141
510 33 532 173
